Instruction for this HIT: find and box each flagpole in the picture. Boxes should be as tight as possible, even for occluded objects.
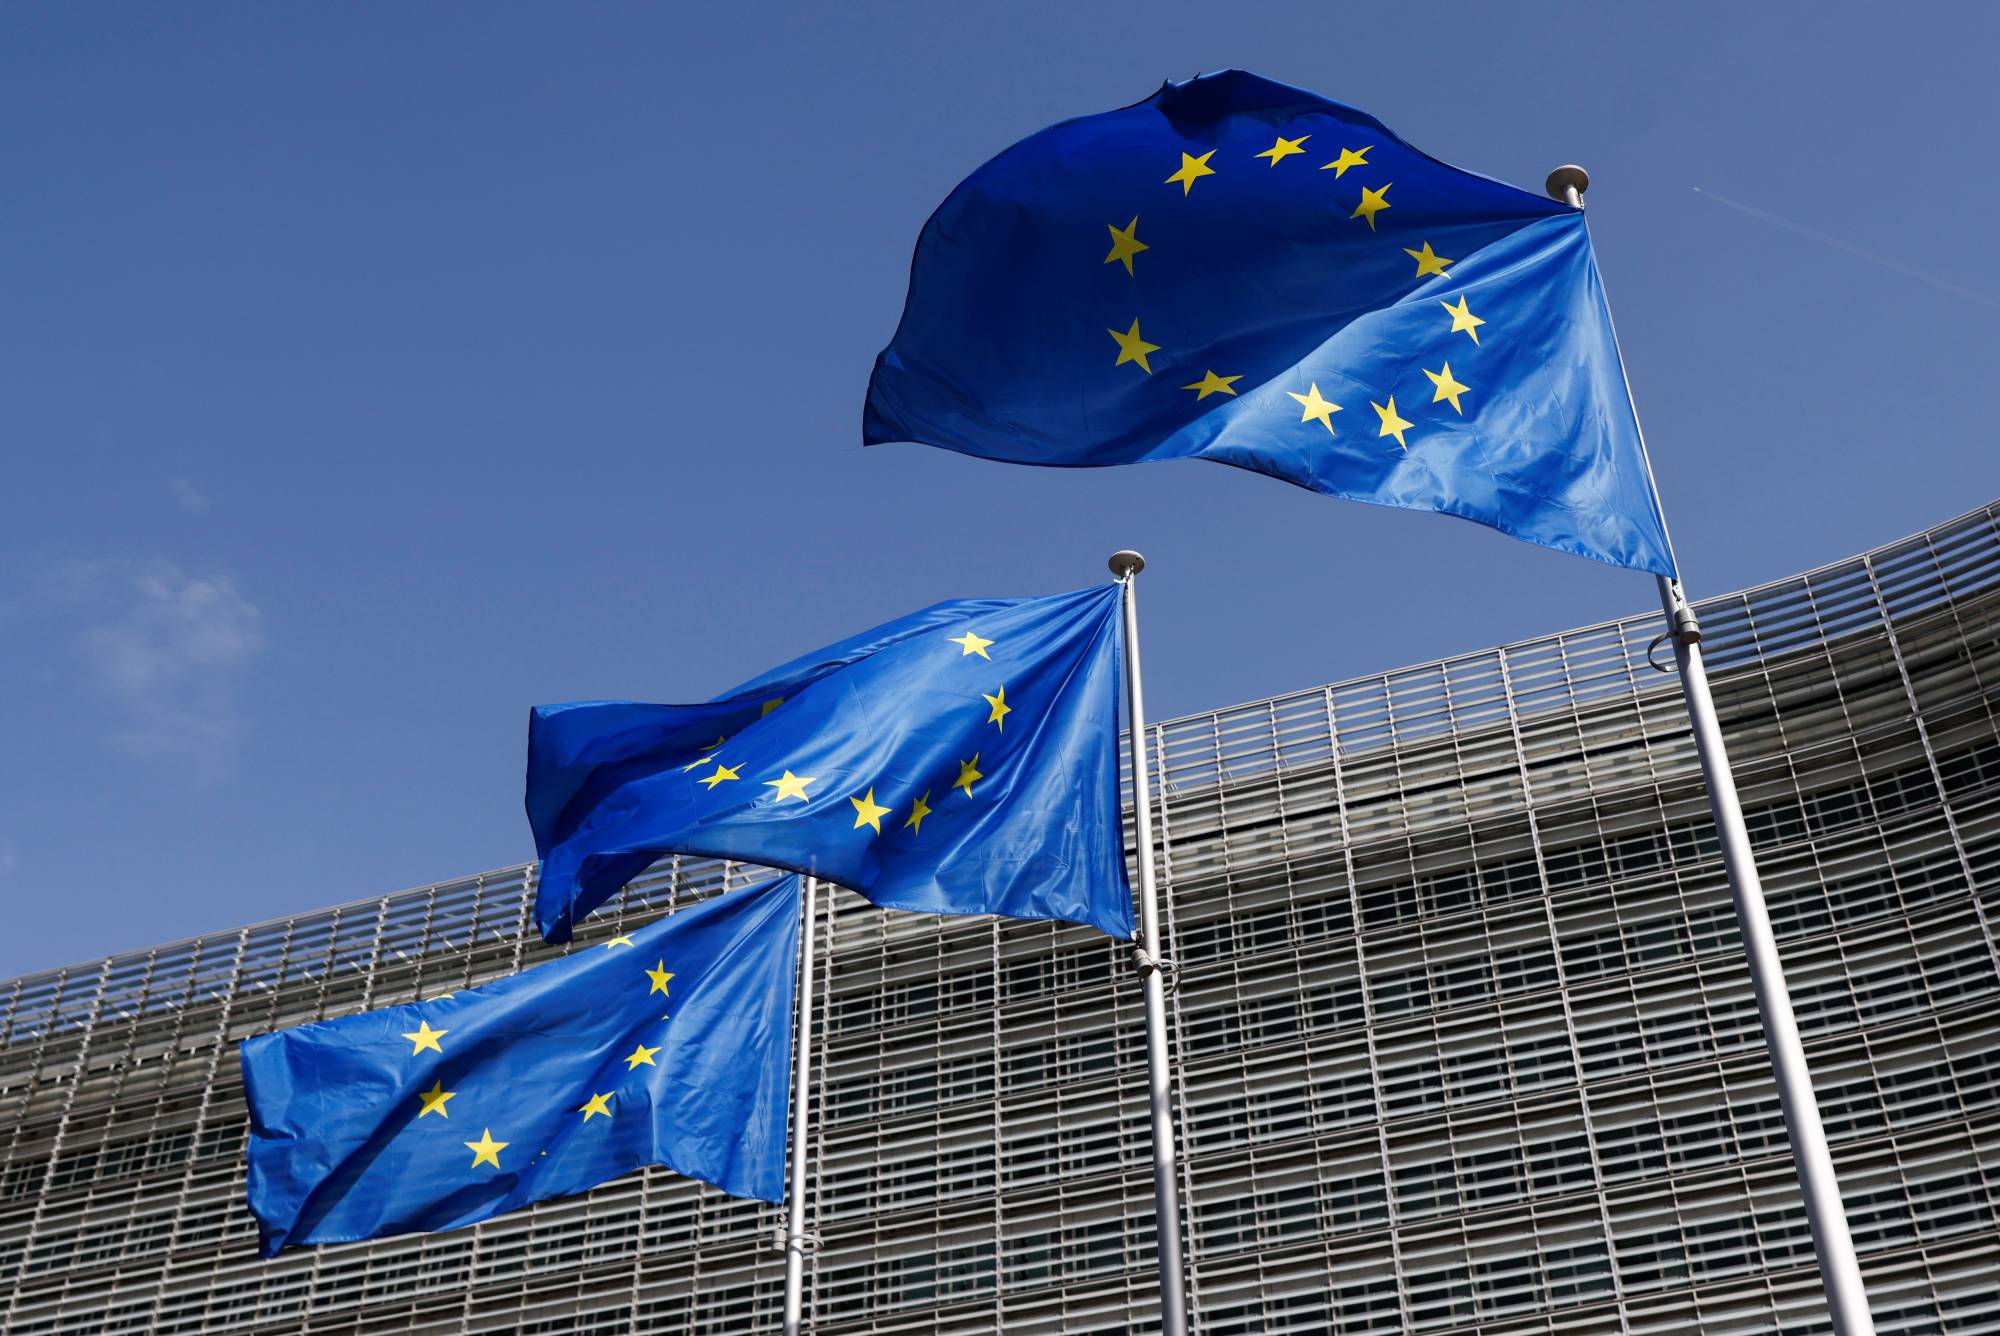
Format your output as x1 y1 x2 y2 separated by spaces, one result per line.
1549 167 1877 1335
1109 550 1191 1336
782 874 820 1336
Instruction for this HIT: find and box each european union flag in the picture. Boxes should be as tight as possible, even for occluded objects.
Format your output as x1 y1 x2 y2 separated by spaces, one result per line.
527 583 1132 944
242 874 802 1256
864 70 1675 577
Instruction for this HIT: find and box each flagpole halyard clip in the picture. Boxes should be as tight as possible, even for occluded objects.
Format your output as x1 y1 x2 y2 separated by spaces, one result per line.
1132 947 1180 994
769 1225 822 1256
1646 582 1704 672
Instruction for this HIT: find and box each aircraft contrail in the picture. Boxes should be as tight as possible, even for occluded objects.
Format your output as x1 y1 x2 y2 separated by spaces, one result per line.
1694 186 2000 311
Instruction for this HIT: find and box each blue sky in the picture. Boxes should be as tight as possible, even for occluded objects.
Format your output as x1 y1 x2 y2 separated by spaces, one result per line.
4 3 1995 978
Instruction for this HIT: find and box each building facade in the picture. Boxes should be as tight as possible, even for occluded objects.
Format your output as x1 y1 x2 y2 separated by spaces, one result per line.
4 505 2000 1334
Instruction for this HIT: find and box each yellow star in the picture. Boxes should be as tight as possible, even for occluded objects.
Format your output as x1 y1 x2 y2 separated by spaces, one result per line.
982 686 1012 730
1181 370 1242 401
1441 294 1485 344
625 1042 661 1070
1404 242 1454 278
1165 149 1216 194
697 762 740 790
1425 363 1471 415
402 1020 447 1056
646 961 676 996
904 789 933 835
1104 216 1148 276
1351 184 1393 231
949 630 993 659
417 1079 456 1119
760 697 785 717
680 736 727 771
1255 133 1309 165
463 1128 508 1169
850 787 891 835
763 770 815 803
604 935 636 949
1107 318 1160 374
1373 396 1414 450
954 755 984 799
578 1092 614 1123
1320 145 1373 178
1287 383 1343 434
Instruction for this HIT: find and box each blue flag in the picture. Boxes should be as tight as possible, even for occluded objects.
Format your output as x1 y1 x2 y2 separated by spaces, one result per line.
527 583 1133 944
241 874 802 1257
864 70 1675 577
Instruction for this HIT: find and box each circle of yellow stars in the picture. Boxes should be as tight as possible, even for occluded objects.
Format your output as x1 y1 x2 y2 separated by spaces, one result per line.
399 935 691 1173
1097 124 1500 456
662 623 1017 854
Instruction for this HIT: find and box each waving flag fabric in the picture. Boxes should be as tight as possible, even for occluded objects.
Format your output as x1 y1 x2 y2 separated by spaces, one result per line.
527 584 1133 944
864 69 1675 576
243 874 802 1256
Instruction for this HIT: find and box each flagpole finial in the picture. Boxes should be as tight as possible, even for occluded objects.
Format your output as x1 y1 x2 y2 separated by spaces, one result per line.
1546 164 1590 207
1108 550 1147 579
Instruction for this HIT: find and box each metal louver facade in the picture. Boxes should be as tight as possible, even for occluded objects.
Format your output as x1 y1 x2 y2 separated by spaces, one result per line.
4 504 2000 1334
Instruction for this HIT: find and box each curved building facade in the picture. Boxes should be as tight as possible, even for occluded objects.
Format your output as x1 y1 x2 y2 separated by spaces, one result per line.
3 505 1999 1333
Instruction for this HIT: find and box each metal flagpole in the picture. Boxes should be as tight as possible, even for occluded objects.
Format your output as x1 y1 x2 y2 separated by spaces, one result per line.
1549 166 1877 1335
782 874 820 1336
1108 550 1191 1336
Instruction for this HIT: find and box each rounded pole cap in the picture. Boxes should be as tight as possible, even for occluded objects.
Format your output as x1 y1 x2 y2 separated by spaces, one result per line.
1108 550 1147 578
1546 164 1590 204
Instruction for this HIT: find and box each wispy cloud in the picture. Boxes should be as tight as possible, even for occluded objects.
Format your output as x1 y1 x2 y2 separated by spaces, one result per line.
39 559 266 771
169 478 211 514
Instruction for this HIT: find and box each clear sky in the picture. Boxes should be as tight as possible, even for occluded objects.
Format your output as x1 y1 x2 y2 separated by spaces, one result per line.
4 3 1995 979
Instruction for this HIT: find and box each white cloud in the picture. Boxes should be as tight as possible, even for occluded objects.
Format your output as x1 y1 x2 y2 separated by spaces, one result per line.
51 560 266 769
169 478 211 514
